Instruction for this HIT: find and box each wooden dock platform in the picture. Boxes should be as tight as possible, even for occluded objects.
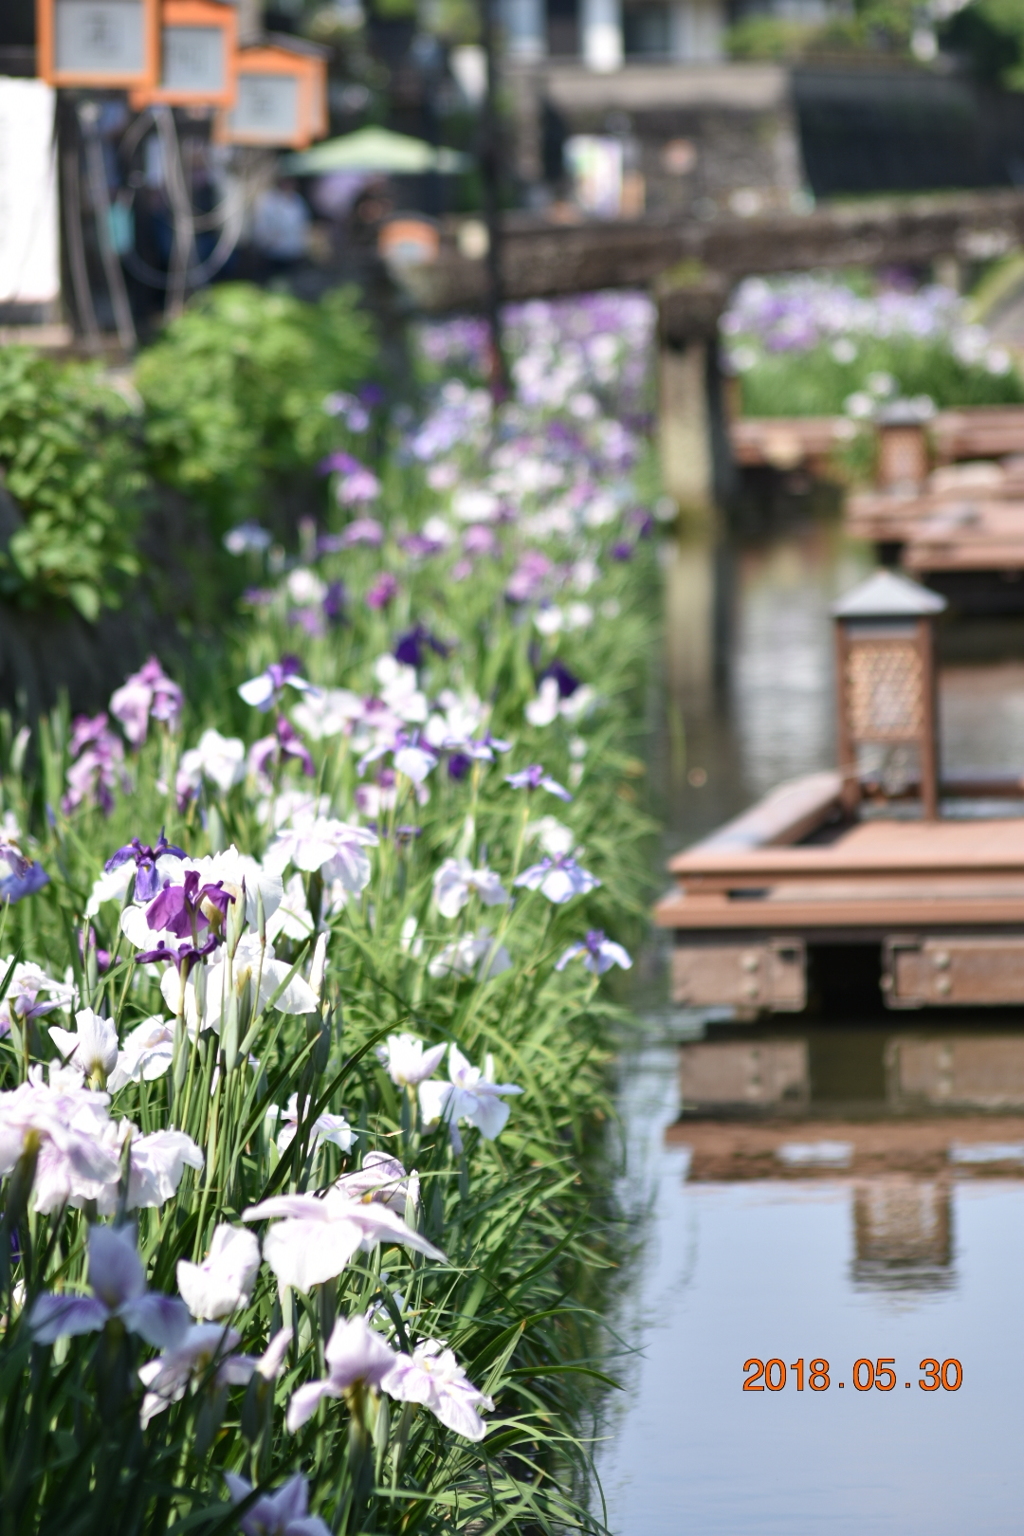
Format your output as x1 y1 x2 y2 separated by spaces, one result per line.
733 404 1024 478
655 776 1024 1012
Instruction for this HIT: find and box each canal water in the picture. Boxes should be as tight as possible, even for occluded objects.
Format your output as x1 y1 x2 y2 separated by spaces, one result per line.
597 506 1024 1534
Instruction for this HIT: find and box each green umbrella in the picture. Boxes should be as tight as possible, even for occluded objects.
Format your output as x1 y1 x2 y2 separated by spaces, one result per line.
285 126 469 176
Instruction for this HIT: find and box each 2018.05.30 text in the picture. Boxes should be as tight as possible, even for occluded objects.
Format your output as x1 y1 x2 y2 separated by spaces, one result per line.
742 1359 963 1392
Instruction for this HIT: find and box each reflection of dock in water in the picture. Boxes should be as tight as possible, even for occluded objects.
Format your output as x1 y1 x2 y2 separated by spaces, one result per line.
667 1031 1024 1182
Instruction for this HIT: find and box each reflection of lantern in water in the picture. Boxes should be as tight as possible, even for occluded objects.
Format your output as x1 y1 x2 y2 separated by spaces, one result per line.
833 570 947 819
852 1177 953 1291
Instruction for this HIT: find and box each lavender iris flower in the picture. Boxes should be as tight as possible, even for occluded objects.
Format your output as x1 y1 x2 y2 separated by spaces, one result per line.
238 656 317 713
555 929 632 975
505 764 572 802
336 518 384 549
249 718 315 783
223 521 272 555
513 855 600 903
110 657 183 748
317 450 362 477
224 1473 331 1536
29 1223 190 1348
105 831 187 902
506 551 551 603
62 713 127 816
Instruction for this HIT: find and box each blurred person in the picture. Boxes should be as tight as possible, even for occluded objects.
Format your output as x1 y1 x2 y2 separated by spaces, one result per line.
251 177 311 278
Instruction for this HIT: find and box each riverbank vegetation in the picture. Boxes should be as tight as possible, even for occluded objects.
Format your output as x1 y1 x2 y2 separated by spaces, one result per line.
0 289 659 1533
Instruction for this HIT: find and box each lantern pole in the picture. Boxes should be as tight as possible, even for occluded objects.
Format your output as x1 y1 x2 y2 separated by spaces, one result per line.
479 0 508 399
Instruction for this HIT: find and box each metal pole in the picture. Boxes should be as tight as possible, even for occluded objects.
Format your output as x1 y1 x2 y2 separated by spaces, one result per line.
479 0 508 398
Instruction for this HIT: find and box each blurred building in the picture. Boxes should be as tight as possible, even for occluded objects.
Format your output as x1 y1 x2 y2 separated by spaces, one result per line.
500 0 1024 213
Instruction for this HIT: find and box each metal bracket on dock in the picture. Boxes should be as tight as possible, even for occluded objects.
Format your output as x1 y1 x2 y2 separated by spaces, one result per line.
883 934 1024 1008
672 937 807 1013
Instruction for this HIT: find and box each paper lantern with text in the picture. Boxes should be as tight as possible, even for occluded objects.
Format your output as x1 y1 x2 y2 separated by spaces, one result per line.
216 44 324 149
36 0 159 87
129 0 237 108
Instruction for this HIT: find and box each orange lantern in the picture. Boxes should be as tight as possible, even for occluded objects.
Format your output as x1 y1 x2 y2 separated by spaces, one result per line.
37 0 159 88
129 0 237 109
215 40 326 150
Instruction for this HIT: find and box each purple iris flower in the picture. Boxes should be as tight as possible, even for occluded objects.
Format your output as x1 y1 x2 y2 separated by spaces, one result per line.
448 752 472 781
324 579 347 626
540 659 580 699
238 656 316 713
338 518 384 549
463 524 499 558
394 625 449 668
367 573 399 611
610 540 634 562
145 869 232 941
250 717 315 783
317 450 362 477
628 507 655 538
105 831 186 902
80 926 112 973
359 381 386 407
506 551 552 604
505 764 572 802
0 854 49 903
136 934 219 968
62 712 127 816
398 533 444 560
555 930 632 975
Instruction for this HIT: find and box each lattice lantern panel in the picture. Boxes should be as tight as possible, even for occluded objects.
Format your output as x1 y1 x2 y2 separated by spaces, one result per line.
846 639 924 743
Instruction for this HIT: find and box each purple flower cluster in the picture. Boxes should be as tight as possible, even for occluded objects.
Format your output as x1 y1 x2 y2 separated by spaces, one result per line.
63 714 129 816
110 656 182 748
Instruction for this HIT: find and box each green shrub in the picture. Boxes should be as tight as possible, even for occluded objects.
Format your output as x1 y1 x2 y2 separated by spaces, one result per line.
136 284 377 532
0 349 143 621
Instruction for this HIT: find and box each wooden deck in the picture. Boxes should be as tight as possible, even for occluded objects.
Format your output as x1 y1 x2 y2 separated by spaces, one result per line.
656 773 1024 1010
734 405 1024 477
658 816 1024 930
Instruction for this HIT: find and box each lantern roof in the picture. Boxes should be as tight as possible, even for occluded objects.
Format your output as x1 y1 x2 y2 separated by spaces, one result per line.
832 569 947 620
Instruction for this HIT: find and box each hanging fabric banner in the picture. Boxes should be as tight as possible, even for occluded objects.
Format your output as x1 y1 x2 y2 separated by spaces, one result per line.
0 77 60 304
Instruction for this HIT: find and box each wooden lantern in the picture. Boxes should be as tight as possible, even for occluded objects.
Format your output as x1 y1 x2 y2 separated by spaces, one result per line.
216 40 326 150
37 0 159 88
833 570 947 820
875 400 933 490
129 0 237 109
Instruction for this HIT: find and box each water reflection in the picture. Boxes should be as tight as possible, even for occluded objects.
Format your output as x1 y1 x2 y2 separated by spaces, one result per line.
852 1178 954 1294
604 513 1024 1533
678 1029 1024 1115
598 1037 1024 1534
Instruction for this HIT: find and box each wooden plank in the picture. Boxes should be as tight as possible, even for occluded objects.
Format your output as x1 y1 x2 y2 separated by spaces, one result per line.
689 771 844 852
655 894 1024 929
667 815 1024 880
